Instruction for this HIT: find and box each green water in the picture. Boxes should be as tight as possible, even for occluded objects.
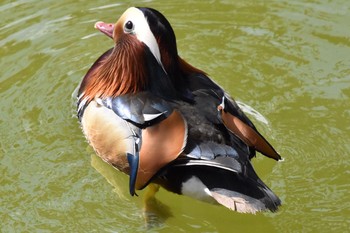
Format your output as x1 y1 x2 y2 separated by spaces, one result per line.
1 0 349 232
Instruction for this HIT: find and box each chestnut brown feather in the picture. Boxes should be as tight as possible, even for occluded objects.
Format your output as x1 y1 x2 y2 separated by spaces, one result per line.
82 37 148 102
178 56 206 76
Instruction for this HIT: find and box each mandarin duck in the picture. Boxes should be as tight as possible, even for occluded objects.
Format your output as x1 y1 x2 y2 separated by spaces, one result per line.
77 7 281 214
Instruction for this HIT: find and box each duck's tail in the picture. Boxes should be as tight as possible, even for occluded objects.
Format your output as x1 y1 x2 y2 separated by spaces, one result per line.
153 158 281 213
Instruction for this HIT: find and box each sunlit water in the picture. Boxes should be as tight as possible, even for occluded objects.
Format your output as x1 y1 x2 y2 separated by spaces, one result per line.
1 0 349 232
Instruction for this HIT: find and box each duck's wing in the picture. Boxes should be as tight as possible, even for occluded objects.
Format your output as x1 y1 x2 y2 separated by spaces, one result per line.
100 92 174 128
81 92 187 196
218 96 281 161
187 73 281 161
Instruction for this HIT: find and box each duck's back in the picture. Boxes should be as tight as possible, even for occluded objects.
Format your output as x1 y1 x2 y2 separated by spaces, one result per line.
149 73 281 213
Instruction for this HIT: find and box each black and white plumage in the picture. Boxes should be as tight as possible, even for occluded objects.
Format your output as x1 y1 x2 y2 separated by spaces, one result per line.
77 7 281 213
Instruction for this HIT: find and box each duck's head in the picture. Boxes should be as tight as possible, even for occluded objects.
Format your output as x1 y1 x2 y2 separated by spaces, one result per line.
96 7 178 74
80 7 204 103
85 7 187 100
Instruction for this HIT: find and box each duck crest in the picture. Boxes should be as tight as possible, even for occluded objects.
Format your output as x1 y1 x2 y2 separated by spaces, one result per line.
82 38 147 102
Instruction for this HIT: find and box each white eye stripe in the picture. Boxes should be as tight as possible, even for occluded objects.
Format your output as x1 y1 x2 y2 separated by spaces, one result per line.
123 7 166 73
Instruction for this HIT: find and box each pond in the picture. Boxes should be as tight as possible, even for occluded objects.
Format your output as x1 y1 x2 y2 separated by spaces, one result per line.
1 0 349 232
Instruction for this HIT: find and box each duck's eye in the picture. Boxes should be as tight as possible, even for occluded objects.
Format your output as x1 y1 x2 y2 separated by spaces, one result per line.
124 21 134 33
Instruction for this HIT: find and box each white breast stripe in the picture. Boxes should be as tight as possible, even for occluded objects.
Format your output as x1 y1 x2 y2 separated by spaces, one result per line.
77 93 88 113
143 112 166 122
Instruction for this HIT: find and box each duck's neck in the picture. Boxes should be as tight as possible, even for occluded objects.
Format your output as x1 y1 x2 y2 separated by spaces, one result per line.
82 41 148 102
